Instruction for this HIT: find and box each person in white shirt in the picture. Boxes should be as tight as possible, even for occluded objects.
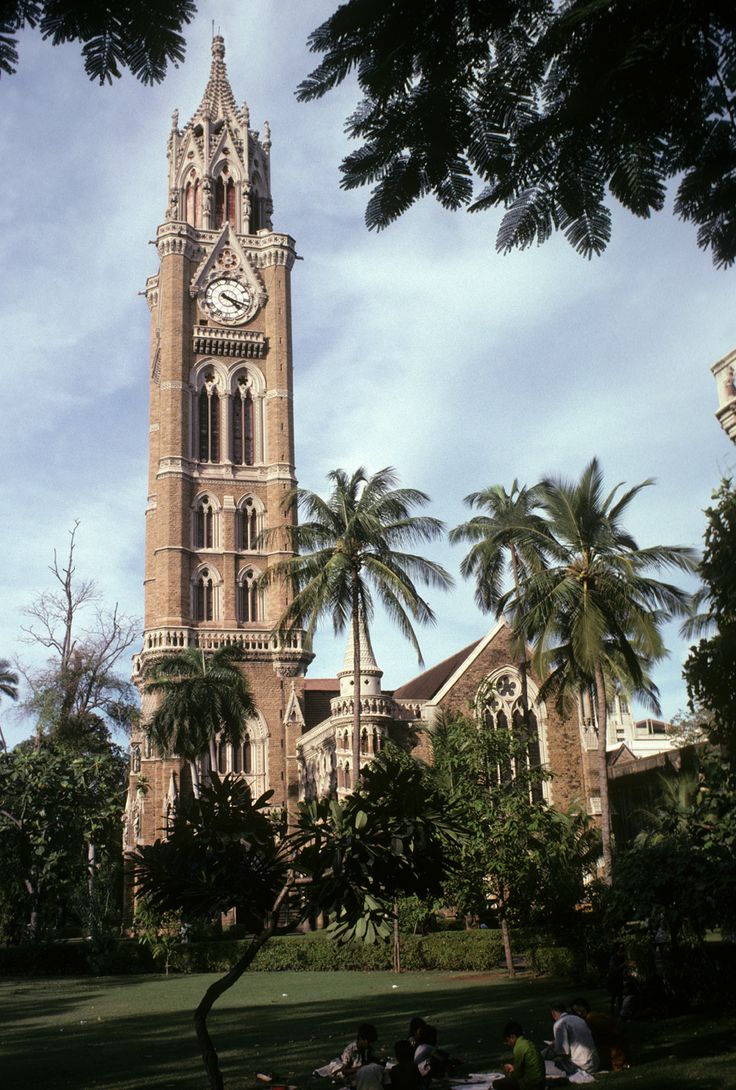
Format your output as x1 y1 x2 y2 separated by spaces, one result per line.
543 1004 600 1083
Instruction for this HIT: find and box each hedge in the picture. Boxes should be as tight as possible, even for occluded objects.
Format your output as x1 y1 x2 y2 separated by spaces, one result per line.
0 929 575 976
168 930 512 973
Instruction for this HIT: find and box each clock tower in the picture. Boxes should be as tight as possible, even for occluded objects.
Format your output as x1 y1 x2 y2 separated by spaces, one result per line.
124 37 311 855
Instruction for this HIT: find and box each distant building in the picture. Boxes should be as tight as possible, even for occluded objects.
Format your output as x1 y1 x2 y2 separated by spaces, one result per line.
712 346 736 442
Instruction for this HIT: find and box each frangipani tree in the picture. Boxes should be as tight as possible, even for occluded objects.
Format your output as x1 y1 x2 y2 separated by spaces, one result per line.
134 747 464 1090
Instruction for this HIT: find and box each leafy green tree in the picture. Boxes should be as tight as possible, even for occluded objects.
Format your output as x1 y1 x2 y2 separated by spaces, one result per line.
0 658 19 753
144 645 257 799
430 711 599 975
0 739 126 940
266 466 452 786
685 480 736 759
501 458 696 881
132 896 182 975
298 0 736 266
134 748 462 1090
1 0 196 84
607 751 736 990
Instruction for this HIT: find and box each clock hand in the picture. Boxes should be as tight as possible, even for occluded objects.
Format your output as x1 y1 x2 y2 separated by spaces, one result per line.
221 292 242 307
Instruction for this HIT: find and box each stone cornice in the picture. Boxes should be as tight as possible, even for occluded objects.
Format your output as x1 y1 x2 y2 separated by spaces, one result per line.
193 327 267 359
156 221 201 261
155 223 296 270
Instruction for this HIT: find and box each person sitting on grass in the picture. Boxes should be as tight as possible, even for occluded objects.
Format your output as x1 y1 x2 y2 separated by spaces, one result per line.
569 999 630 1071
491 1021 545 1090
314 1023 379 1082
408 1018 427 1049
543 1004 599 1083
391 1040 421 1090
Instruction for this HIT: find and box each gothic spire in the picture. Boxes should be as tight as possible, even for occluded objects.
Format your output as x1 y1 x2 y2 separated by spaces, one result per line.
194 35 240 123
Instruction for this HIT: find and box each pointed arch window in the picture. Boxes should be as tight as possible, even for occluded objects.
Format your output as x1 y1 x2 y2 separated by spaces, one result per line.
479 671 546 800
195 495 215 549
238 568 261 623
232 376 254 465
185 175 202 227
196 569 215 621
215 176 236 228
198 377 220 463
240 497 259 551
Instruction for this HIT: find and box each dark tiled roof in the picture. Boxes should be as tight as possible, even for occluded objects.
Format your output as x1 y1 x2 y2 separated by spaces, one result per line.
393 639 482 700
303 678 338 733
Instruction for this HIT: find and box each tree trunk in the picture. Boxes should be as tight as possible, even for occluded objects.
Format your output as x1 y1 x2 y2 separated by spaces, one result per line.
351 583 362 790
392 898 401 973
510 548 533 770
87 840 97 941
500 913 515 977
193 883 290 1090
594 663 613 883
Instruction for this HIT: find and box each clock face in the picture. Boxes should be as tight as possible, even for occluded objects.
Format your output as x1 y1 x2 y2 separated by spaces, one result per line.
203 278 253 324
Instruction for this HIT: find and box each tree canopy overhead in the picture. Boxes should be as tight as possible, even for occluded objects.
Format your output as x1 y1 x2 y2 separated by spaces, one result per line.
298 0 736 266
0 0 196 85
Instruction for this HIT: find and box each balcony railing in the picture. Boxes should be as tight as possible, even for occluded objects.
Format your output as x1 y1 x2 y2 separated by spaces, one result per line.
134 626 306 673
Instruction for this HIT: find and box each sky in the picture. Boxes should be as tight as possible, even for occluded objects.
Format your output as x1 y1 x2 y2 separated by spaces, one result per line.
1 1 734 748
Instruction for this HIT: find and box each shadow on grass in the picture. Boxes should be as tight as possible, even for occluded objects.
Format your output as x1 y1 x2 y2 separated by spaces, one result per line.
2 973 733 1090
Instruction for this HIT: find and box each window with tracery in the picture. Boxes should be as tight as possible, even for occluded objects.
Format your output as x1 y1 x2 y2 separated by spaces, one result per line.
131 743 141 773
195 495 215 549
213 727 264 792
238 569 261 623
239 497 259 551
198 377 220 463
196 569 215 621
232 376 254 465
480 671 545 802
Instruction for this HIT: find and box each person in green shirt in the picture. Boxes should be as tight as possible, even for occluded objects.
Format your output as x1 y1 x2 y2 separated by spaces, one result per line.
492 1021 546 1090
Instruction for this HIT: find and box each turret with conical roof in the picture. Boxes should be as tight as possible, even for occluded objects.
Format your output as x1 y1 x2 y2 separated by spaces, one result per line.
337 617 383 699
165 35 273 234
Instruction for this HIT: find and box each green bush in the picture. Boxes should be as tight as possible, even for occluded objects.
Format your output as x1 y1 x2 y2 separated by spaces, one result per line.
0 938 153 976
0 929 581 978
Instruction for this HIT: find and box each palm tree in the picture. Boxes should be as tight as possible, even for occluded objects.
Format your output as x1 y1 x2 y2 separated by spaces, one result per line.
450 481 547 612
266 466 452 787
0 659 19 752
144 646 256 798
501 458 697 881
450 481 548 771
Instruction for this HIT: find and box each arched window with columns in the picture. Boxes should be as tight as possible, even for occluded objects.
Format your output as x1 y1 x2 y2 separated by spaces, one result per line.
215 174 236 228
476 668 548 802
213 715 267 795
237 495 263 552
232 374 254 465
198 374 220 463
193 494 217 550
238 567 263 623
192 564 221 622
184 172 202 227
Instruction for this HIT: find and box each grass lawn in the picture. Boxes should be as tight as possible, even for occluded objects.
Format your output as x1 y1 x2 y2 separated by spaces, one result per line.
1 971 733 1090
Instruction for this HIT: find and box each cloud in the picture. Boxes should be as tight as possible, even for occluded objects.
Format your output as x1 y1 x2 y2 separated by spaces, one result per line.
1 0 734 747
